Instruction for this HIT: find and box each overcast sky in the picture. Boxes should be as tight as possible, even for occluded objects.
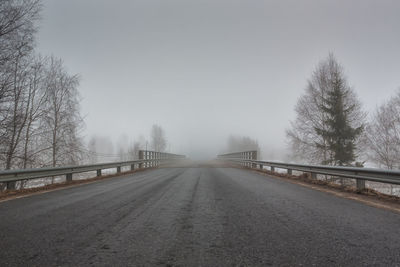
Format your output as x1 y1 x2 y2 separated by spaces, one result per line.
36 0 400 160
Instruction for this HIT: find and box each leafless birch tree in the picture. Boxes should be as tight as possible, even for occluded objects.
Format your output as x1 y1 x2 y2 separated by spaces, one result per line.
366 90 400 169
0 0 41 171
39 56 84 169
0 1 86 190
226 135 260 154
151 124 167 152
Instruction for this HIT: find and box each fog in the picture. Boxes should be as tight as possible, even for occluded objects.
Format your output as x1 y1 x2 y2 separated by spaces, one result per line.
36 0 400 160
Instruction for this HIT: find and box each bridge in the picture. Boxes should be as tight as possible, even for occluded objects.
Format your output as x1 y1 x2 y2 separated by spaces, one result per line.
1 151 400 266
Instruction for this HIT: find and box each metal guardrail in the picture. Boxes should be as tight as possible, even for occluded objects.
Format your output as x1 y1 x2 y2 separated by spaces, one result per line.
217 150 257 161
218 150 259 169
217 152 400 190
1 150 185 190
138 150 186 168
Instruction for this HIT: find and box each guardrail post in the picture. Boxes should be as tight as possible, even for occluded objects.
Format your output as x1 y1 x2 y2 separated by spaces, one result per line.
310 172 316 179
139 150 144 169
287 169 292 175
66 173 72 182
271 166 275 172
97 169 102 177
252 151 257 168
259 164 263 170
149 151 151 167
7 181 16 190
149 151 151 168
117 166 121 173
131 164 135 171
356 179 365 190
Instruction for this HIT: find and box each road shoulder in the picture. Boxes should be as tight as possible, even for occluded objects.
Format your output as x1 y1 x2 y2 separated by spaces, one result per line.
249 168 400 214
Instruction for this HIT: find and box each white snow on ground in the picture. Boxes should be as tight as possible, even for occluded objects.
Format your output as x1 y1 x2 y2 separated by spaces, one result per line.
263 169 400 197
8 167 128 190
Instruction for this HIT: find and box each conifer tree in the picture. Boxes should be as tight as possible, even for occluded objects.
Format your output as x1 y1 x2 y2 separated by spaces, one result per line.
287 54 365 165
314 56 363 166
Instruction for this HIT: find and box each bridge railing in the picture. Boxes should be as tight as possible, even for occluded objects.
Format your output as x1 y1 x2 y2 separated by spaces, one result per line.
138 150 186 168
0 150 185 190
217 153 400 190
217 150 258 168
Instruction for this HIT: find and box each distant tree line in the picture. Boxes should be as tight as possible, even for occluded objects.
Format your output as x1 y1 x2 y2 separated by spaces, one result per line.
286 53 400 170
87 124 168 163
0 0 84 177
225 135 260 157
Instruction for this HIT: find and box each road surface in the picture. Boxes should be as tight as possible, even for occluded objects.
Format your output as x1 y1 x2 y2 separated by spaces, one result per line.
1 167 400 266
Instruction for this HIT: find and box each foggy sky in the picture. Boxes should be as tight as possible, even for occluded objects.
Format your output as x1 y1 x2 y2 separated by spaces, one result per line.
36 0 400 160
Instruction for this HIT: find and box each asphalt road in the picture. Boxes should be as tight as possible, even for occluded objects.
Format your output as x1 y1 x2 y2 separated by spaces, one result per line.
1 167 400 266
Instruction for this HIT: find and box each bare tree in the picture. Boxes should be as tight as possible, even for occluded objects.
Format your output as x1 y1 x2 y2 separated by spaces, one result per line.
39 56 84 170
126 140 140 160
286 54 366 165
86 135 115 163
132 141 142 159
130 135 147 159
0 0 41 62
0 0 41 189
87 135 98 164
0 0 41 116
150 124 166 152
366 89 400 169
226 135 260 154
21 55 48 168
1 43 33 170
116 134 129 161
0 1 86 190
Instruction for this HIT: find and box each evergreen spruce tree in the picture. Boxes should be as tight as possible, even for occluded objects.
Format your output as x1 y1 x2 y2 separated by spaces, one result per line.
314 56 363 166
